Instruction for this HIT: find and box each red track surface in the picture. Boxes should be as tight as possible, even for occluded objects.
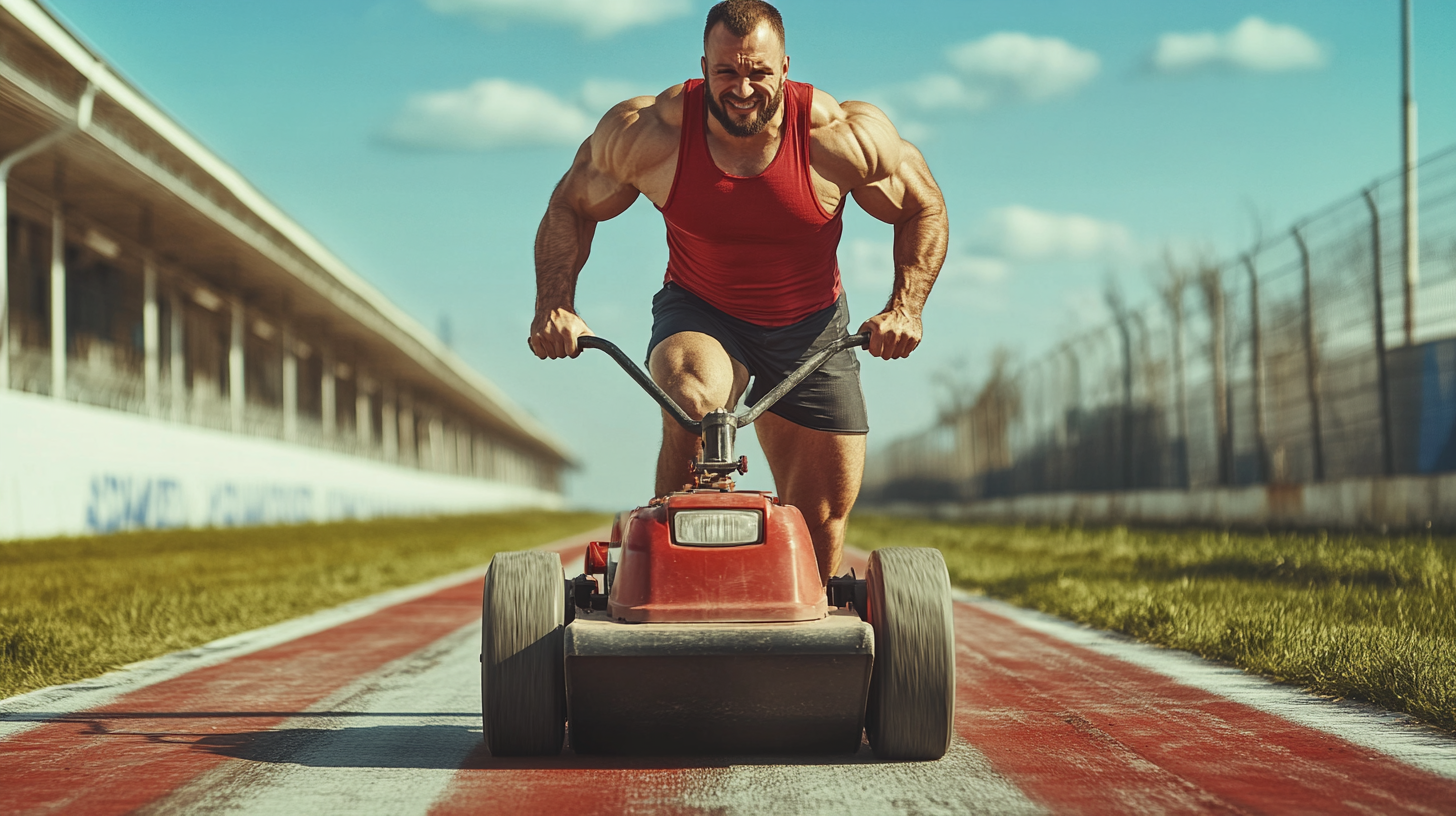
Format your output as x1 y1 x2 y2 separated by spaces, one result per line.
3 542 1453 816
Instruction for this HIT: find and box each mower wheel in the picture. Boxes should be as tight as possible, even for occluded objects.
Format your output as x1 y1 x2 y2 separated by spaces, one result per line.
481 550 566 756
864 547 955 761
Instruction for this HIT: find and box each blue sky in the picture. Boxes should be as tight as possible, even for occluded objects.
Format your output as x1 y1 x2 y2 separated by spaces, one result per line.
44 0 1456 510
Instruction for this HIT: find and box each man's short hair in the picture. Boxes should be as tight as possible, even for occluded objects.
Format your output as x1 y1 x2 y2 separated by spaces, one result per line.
703 0 785 49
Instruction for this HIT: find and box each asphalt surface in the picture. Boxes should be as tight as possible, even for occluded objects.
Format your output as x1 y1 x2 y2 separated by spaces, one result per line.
3 534 1455 815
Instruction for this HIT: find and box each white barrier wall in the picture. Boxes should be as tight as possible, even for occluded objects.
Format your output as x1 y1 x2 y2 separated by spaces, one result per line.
0 390 562 540
876 474 1456 532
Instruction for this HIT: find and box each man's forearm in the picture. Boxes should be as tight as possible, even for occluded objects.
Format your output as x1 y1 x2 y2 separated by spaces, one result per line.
885 204 948 316
533 198 597 315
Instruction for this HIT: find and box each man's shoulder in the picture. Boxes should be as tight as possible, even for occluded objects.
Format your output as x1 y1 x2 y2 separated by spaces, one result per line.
806 86 843 130
806 87 902 184
589 83 689 181
598 83 690 138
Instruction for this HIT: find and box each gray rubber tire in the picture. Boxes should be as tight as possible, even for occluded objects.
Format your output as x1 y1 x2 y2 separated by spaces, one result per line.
481 550 566 756
864 547 955 761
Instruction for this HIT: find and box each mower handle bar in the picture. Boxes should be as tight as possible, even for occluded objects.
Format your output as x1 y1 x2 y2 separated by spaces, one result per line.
577 332 870 434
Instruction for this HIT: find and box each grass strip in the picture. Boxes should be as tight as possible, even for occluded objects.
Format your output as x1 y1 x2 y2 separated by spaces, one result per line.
0 510 607 700
847 515 1456 732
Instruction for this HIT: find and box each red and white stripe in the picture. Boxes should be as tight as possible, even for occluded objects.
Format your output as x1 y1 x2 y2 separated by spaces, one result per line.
3 537 1453 815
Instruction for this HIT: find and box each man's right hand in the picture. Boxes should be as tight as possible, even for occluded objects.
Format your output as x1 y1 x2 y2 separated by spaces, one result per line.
528 307 593 359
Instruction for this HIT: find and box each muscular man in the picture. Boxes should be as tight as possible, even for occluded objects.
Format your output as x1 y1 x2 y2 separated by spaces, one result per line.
529 0 947 584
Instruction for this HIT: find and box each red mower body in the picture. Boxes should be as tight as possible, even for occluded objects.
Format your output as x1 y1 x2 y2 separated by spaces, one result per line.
563 489 875 755
608 491 827 623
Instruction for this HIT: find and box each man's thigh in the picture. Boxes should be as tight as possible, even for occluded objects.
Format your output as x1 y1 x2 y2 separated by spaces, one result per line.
754 411 866 513
648 331 750 412
742 295 869 435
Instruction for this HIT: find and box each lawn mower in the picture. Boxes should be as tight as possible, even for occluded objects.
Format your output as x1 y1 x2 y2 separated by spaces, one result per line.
481 332 955 759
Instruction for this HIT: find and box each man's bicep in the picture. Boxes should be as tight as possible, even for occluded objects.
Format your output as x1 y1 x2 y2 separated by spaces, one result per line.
850 142 942 225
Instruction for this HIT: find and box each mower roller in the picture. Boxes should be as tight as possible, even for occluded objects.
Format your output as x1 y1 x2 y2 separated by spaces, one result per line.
481 332 955 759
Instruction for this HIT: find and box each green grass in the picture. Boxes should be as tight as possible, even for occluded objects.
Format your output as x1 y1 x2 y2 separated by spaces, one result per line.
0 511 607 700
847 516 1456 732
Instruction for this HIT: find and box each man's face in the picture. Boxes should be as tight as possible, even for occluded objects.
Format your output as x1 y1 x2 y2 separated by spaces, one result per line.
701 21 788 139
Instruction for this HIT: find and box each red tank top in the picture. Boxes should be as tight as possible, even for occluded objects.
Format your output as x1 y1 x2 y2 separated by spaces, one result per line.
658 78 844 327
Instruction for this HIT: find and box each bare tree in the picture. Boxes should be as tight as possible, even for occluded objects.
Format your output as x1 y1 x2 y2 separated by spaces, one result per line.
931 354 980 422
961 346 1020 474
1196 258 1231 486
931 347 1020 479
1104 275 1134 489
1155 250 1192 488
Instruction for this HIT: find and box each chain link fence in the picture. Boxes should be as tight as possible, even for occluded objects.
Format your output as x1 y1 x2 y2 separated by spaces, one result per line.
865 144 1456 504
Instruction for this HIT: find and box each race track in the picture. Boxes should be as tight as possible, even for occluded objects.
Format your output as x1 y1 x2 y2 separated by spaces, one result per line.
4 532 1455 815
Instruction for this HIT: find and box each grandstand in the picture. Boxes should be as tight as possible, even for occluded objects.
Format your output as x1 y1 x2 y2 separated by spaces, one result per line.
0 0 571 538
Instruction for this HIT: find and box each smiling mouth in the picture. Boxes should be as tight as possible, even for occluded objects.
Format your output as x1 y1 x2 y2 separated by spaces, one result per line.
723 95 759 114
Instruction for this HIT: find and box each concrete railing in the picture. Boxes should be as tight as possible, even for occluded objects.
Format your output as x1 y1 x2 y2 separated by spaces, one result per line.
873 473 1456 532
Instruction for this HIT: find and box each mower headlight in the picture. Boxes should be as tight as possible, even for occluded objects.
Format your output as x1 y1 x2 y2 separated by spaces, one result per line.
672 510 763 546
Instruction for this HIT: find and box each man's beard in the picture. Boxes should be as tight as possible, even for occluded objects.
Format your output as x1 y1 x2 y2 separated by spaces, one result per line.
704 82 784 138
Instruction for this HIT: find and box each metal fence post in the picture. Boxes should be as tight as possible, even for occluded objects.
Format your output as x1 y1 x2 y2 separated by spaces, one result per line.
1114 310 1134 490
1172 297 1190 489
1292 227 1325 481
1401 0 1419 345
1064 341 1082 491
1198 266 1231 485
1362 188 1396 476
1130 311 1150 488
1030 358 1046 492
1242 255 1269 483
1044 356 1060 491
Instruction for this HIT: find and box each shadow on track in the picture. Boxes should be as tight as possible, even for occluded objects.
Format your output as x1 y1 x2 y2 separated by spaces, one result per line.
10 711 897 770
189 724 484 769
188 724 888 770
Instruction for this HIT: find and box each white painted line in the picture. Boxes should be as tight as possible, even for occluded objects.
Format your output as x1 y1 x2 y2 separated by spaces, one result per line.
150 623 486 816
0 527 603 741
955 590 1456 780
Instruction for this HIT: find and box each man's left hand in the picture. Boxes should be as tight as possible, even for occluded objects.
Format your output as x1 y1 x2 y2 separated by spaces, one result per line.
858 308 922 360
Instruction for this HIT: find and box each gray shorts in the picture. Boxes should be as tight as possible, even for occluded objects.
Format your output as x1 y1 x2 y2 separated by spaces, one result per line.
647 283 870 434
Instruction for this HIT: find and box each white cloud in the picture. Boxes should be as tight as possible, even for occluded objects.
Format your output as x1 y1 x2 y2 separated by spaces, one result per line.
973 206 1134 262
841 239 895 289
841 239 1007 309
424 0 688 38
870 32 1098 115
849 98 934 142
1152 17 1326 74
947 32 1101 102
900 73 995 113
381 79 592 151
941 252 1009 285
895 118 934 144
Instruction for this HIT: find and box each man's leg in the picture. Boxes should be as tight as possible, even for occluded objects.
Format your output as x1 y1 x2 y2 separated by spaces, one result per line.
754 411 866 584
649 331 749 496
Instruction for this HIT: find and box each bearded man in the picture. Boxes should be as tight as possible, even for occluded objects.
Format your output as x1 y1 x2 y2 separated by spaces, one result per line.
529 0 948 584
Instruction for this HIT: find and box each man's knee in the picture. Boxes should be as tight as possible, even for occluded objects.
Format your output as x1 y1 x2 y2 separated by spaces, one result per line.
668 378 725 420
799 500 854 529
649 332 743 420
